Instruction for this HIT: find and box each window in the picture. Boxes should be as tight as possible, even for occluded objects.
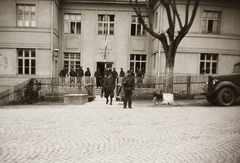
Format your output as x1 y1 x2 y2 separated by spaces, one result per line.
200 53 218 75
64 14 81 34
202 11 221 33
17 4 36 27
130 54 147 73
98 15 115 35
17 49 36 75
131 16 148 36
64 53 81 71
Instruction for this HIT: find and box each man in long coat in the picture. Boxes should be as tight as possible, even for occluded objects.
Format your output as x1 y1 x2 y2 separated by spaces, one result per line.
122 70 135 109
94 68 102 88
104 73 115 105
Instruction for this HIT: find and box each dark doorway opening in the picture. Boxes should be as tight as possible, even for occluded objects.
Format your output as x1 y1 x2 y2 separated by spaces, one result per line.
97 62 113 76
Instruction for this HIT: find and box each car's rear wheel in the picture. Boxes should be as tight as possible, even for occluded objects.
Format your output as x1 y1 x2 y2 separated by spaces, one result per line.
206 95 218 105
217 87 235 106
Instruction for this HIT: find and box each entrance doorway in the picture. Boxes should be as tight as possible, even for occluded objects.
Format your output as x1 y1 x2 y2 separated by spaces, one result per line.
97 62 113 75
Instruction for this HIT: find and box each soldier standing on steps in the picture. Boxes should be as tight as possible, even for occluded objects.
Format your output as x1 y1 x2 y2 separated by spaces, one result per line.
69 68 77 87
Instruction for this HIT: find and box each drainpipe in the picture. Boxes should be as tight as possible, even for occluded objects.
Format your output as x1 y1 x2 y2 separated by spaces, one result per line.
157 5 163 77
50 1 54 78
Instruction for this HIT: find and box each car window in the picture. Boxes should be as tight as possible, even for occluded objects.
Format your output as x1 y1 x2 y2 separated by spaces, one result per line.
233 65 240 73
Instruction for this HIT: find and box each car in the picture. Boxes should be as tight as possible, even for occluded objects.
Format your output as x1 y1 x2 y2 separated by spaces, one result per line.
201 62 240 106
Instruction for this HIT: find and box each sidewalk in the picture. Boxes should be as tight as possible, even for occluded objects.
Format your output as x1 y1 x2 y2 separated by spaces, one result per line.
36 95 209 107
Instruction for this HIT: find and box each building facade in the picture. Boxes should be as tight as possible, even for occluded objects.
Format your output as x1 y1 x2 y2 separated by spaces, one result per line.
0 0 239 84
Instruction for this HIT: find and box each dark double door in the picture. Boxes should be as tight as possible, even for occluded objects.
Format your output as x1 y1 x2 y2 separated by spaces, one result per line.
97 62 113 76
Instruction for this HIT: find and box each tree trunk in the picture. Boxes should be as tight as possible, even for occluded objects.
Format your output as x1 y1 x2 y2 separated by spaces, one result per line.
162 49 175 104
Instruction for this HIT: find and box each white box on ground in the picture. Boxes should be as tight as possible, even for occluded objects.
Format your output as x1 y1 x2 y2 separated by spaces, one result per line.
64 94 88 105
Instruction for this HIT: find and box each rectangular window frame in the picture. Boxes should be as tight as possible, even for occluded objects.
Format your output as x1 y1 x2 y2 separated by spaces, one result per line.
64 14 81 34
98 14 115 35
17 49 36 75
200 53 218 75
202 10 221 34
17 4 36 27
131 16 148 36
130 54 147 73
63 53 81 71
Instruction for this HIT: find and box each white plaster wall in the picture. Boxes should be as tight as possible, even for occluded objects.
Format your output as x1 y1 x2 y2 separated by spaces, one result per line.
82 10 96 74
0 32 50 47
39 0 51 28
37 49 51 77
174 53 199 75
0 0 15 27
115 11 130 71
219 54 240 74
0 49 16 75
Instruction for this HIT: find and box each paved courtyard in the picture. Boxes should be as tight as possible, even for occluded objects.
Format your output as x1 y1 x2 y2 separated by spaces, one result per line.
0 97 240 163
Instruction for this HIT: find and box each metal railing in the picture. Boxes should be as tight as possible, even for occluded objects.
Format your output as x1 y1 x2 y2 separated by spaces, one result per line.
117 75 208 95
34 77 95 100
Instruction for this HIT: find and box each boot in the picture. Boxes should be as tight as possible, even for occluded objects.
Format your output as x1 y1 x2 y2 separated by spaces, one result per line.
106 98 109 104
110 98 112 105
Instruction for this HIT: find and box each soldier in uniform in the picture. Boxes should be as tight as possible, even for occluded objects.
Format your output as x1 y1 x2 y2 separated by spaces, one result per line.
85 67 91 77
77 66 84 83
103 68 109 77
94 68 102 88
111 68 118 81
119 68 125 77
69 68 77 87
101 74 108 98
104 73 115 105
122 70 135 109
59 67 68 85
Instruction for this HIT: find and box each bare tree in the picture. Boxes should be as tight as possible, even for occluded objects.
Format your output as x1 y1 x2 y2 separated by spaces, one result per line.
130 0 199 102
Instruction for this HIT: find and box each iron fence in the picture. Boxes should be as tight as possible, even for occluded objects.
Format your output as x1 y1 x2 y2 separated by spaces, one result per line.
118 75 208 95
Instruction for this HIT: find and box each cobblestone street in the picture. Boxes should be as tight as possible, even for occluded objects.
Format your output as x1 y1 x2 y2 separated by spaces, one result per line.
0 97 240 163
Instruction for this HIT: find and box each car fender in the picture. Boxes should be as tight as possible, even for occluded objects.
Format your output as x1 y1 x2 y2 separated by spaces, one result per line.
214 81 240 95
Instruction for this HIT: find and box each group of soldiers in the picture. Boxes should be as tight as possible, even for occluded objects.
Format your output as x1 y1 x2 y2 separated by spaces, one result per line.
95 68 137 109
59 66 91 86
59 66 91 78
59 66 144 109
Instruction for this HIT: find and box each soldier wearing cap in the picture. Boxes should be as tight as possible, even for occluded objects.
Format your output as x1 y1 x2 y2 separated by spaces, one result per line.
122 70 135 109
104 73 115 105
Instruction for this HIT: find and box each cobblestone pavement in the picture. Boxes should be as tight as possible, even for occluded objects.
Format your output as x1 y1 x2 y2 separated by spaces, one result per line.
0 97 240 163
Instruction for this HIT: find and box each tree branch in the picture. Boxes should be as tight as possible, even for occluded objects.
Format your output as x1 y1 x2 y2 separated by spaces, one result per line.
170 0 183 29
130 0 167 41
184 0 191 27
175 0 199 48
185 0 199 31
160 0 174 41
146 0 153 30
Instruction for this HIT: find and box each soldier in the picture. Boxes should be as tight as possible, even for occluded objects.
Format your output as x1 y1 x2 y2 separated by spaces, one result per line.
85 67 91 77
103 68 109 77
119 68 125 77
59 67 68 85
130 68 135 77
136 68 144 88
101 74 108 98
111 68 118 81
122 70 135 109
69 68 77 87
77 66 84 83
94 68 102 88
104 73 115 105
